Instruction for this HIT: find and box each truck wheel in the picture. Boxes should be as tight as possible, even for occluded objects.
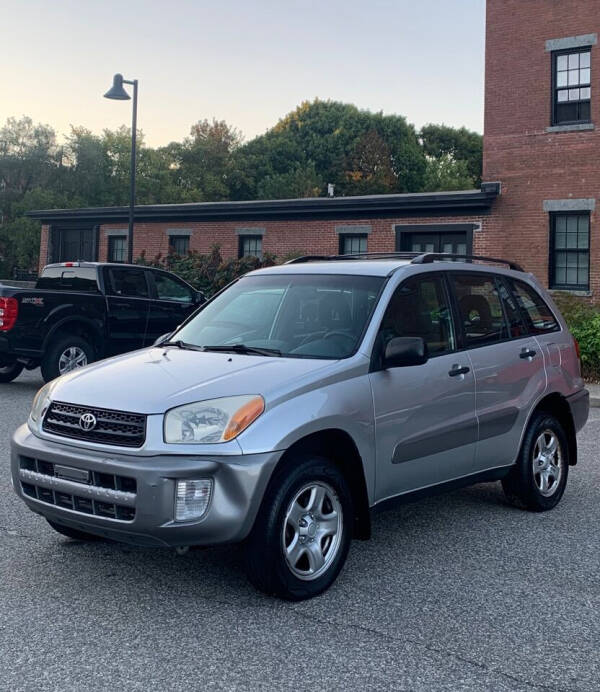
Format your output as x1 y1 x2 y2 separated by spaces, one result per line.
245 454 352 600
502 411 569 512
0 362 24 383
41 335 95 382
46 519 103 541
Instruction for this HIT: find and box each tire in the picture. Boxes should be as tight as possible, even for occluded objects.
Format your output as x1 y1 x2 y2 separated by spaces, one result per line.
0 362 24 383
502 411 569 512
245 454 353 601
41 335 95 382
46 519 103 542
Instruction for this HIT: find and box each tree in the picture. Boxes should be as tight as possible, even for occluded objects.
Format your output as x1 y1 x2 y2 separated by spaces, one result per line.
170 119 243 201
423 154 476 192
230 100 427 199
420 124 483 186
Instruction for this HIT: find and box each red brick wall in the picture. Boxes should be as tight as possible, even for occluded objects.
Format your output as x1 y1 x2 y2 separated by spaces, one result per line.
484 0 600 295
38 225 49 272
97 216 491 264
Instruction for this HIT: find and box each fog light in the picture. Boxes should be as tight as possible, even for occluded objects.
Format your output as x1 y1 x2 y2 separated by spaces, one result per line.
175 479 213 522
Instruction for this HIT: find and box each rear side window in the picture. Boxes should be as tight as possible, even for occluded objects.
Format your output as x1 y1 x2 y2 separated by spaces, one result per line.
108 268 149 298
510 279 559 334
497 278 527 339
449 273 507 347
36 267 99 292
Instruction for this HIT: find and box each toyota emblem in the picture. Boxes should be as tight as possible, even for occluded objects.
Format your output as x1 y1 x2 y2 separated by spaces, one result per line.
79 412 97 431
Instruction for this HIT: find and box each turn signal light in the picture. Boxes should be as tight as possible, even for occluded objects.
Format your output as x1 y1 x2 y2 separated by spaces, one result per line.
223 396 265 441
0 298 18 331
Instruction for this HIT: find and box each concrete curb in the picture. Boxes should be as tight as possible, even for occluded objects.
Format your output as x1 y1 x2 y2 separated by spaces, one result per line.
590 396 600 408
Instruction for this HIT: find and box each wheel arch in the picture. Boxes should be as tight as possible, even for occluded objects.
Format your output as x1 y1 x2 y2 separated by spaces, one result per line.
42 317 104 358
268 428 371 540
527 393 577 466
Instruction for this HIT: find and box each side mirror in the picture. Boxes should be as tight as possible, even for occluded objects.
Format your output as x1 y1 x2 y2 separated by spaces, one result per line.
195 290 205 304
383 336 428 369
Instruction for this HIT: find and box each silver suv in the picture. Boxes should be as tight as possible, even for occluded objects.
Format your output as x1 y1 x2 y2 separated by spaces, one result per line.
11 253 589 600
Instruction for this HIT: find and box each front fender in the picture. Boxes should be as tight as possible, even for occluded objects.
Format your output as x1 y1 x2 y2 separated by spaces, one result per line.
237 372 376 502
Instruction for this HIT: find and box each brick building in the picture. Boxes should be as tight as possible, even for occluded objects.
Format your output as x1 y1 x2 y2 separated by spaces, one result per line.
29 0 600 298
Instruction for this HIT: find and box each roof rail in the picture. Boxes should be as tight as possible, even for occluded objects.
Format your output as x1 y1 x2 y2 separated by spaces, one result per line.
286 252 421 264
411 253 524 272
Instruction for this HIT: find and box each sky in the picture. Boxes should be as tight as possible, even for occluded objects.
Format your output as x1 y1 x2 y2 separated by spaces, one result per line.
2 0 486 147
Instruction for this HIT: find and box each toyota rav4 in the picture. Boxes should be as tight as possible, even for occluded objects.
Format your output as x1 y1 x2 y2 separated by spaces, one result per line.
11 253 589 600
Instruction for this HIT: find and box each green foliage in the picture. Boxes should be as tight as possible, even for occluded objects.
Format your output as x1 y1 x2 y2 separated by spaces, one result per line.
136 245 276 297
0 106 484 275
230 100 427 199
553 293 600 380
423 154 475 192
420 124 483 186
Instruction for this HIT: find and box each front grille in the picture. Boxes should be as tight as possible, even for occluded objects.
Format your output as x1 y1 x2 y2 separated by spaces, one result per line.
19 455 136 521
43 401 146 448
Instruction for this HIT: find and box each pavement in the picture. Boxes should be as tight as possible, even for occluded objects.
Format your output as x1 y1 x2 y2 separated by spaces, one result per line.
1 370 599 691
586 383 600 407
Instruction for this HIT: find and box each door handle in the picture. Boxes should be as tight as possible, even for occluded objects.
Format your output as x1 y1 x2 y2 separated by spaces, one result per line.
520 348 537 359
448 365 470 377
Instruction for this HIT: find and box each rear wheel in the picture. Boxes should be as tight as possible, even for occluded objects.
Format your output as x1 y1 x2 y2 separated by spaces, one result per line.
245 454 352 600
502 412 569 511
0 362 24 383
41 335 95 382
46 519 103 542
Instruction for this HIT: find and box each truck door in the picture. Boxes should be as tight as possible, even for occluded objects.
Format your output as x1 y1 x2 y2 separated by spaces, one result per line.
104 267 152 355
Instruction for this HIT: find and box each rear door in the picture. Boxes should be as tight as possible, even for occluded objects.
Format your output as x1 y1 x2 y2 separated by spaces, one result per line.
145 270 198 345
447 271 545 471
369 272 478 502
104 267 152 355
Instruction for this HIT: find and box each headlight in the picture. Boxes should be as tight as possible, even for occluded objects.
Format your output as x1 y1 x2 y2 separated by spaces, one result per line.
30 382 52 423
164 395 265 444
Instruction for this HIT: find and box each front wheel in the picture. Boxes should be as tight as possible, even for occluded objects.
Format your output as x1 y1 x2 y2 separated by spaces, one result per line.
0 362 24 383
245 454 353 600
502 412 569 511
41 335 95 382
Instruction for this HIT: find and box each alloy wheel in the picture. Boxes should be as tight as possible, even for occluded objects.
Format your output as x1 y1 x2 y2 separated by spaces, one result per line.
282 481 343 581
532 429 563 497
58 346 88 374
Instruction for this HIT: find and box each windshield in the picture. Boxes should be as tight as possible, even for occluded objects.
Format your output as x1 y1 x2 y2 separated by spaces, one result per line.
172 273 384 359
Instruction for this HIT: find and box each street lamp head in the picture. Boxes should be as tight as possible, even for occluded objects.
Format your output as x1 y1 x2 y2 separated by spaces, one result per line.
104 73 131 100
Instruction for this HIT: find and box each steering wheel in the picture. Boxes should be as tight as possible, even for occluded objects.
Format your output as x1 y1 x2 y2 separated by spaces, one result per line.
323 331 355 345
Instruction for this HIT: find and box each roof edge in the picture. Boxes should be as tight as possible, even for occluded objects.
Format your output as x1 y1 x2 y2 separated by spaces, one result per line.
26 184 500 224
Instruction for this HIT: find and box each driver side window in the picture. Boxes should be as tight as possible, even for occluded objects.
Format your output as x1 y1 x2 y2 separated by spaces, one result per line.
378 275 455 357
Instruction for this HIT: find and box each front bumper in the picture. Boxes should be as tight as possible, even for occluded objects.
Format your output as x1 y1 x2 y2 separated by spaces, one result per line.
11 424 281 548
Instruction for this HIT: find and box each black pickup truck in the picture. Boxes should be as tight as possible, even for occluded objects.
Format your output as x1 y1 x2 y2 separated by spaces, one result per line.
0 262 204 383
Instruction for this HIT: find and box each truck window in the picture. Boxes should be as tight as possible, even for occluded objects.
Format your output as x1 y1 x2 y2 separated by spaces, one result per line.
153 272 193 303
36 267 99 292
108 268 149 298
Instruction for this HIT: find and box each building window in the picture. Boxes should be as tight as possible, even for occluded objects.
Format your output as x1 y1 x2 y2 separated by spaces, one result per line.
239 235 263 258
553 48 591 125
549 212 590 290
339 234 367 255
108 236 127 263
169 235 190 255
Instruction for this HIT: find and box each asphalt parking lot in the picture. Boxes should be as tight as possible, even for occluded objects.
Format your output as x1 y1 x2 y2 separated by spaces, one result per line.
1 370 599 691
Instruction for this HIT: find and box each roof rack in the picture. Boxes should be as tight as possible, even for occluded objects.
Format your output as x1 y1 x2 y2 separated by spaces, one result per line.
286 252 421 264
411 253 524 272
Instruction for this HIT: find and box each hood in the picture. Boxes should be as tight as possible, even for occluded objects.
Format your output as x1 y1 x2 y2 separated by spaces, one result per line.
47 347 339 414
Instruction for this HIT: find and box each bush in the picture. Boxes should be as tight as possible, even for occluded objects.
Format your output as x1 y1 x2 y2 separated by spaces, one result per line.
136 244 276 298
553 293 600 381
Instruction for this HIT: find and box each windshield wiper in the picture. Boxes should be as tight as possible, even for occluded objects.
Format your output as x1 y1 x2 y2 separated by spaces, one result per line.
161 340 205 352
202 344 282 357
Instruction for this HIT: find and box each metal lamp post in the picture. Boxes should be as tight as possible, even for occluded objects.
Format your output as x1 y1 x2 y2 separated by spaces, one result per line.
104 73 138 264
